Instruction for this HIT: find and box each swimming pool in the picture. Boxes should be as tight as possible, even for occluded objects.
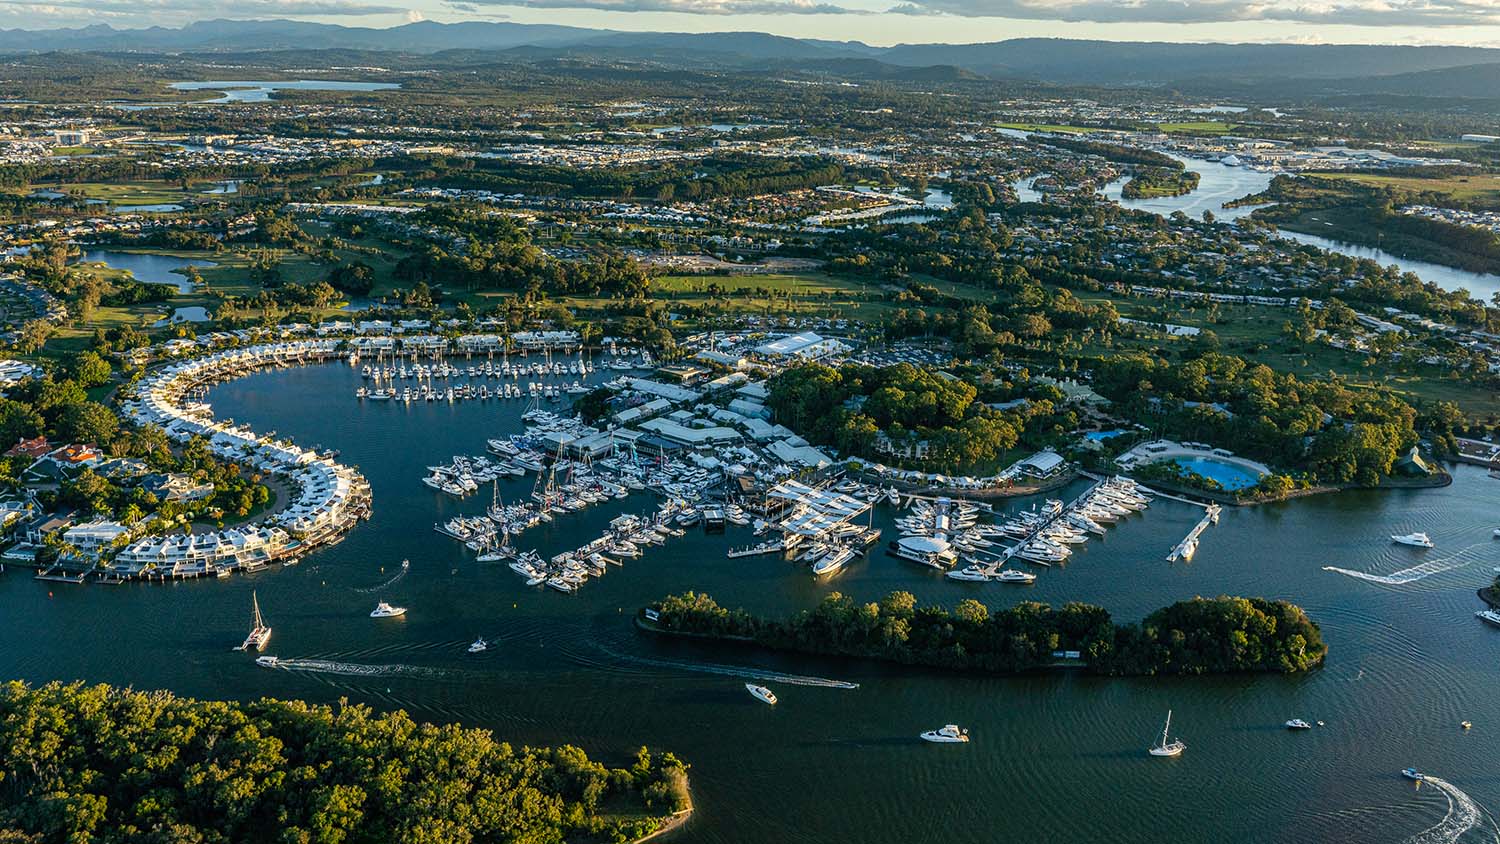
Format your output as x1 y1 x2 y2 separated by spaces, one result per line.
1083 430 1127 442
1171 456 1265 491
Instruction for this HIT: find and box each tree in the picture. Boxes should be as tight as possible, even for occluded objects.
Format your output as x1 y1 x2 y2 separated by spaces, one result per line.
54 402 118 445
70 352 111 389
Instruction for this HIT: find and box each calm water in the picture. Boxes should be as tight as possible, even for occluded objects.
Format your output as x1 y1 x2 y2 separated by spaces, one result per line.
80 250 214 293
1100 155 1500 299
2 360 1499 843
169 80 400 103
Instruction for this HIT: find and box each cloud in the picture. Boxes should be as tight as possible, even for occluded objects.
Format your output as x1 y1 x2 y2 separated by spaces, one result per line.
470 0 861 14
884 0 1500 27
0 0 405 21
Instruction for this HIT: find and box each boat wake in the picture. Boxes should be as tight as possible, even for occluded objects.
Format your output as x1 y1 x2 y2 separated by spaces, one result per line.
266 658 448 679
592 645 858 689
1323 545 1485 586
1407 776 1500 844
353 561 410 594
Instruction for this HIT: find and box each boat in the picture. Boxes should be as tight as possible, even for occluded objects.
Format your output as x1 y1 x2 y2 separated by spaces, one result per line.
811 547 855 577
994 569 1037 584
1285 719 1313 730
746 683 777 705
1476 609 1500 628
370 601 407 618
1391 532 1434 548
945 564 991 582
920 724 969 743
238 591 272 651
1149 710 1186 757
1402 768 1425 782
255 655 280 668
468 637 488 654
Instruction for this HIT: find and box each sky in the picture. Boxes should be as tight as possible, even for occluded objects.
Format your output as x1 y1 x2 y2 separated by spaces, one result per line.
4 0 1500 47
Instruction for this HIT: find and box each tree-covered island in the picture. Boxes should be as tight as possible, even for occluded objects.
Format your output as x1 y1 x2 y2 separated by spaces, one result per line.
644 591 1327 676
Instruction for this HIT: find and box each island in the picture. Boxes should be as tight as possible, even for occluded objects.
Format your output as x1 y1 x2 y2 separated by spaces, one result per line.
641 591 1327 676
0 681 691 844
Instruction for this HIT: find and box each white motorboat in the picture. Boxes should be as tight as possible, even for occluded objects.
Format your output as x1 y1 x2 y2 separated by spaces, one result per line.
945 565 991 582
1285 719 1313 730
370 601 407 618
1476 609 1500 628
920 724 969 743
238 590 272 651
811 547 855 577
1149 710 1186 757
746 683 777 705
255 655 280 668
468 637 488 653
1391 532 1434 548
994 569 1037 584
1402 768 1425 782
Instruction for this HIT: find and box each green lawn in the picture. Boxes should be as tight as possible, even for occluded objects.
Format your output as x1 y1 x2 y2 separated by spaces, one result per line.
997 122 1091 135
43 181 188 205
1313 171 1500 205
1158 121 1234 135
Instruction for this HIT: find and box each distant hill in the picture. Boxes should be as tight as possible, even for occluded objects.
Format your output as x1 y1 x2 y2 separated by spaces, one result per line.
3 21 1500 98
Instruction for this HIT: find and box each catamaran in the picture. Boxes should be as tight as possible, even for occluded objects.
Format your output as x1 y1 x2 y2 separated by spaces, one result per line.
238 591 272 651
1149 710 1186 757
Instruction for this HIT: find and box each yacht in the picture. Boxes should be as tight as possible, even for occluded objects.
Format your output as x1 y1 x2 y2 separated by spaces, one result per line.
1285 719 1313 730
255 655 280 668
945 565 991 582
1476 609 1500 629
995 569 1037 584
1149 711 1186 757
1391 532 1434 548
370 602 407 618
468 637 488 654
811 547 855 577
238 591 272 651
746 683 778 705
920 724 970 743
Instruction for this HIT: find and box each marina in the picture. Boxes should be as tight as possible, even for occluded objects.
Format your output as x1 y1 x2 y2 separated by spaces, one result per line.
1 357 1498 844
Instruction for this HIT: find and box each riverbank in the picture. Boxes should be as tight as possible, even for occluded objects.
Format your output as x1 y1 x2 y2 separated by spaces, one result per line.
1126 470 1451 507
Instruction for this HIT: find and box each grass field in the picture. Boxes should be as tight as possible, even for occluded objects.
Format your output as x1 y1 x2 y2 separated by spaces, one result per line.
44 181 188 206
1157 121 1234 134
1313 171 1500 205
997 122 1091 135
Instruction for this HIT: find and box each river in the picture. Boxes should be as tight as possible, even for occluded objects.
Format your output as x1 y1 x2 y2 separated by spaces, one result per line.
1102 155 1500 300
169 80 400 103
2 359 1498 843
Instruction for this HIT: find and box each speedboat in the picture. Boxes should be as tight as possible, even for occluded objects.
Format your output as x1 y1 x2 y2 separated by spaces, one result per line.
920 724 969 743
1402 768 1425 782
255 655 280 668
370 602 407 618
1391 532 1434 548
1149 710 1186 757
746 683 777 705
1476 609 1500 629
1286 719 1313 730
468 637 488 653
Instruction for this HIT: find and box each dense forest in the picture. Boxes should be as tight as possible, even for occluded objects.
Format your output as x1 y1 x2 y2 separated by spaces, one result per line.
646 591 1327 676
0 682 690 844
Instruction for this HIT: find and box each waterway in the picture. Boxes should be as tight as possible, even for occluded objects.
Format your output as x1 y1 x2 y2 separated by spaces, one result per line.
1098 154 1500 300
78 250 216 293
168 80 400 103
2 360 1499 843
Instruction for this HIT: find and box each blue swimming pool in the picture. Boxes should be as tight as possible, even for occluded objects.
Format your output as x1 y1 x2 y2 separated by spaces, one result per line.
1083 430 1127 442
1172 456 1265 491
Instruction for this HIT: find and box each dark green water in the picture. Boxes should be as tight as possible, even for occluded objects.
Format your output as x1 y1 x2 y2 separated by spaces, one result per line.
4 360 1499 843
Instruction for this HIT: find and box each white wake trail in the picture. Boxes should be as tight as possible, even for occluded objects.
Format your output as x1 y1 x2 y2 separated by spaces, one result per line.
1324 544 1486 586
353 561 410 594
1406 776 1500 844
268 659 449 679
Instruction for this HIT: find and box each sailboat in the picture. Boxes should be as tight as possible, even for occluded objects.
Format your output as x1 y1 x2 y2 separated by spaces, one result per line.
239 591 272 651
1149 710 1186 757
